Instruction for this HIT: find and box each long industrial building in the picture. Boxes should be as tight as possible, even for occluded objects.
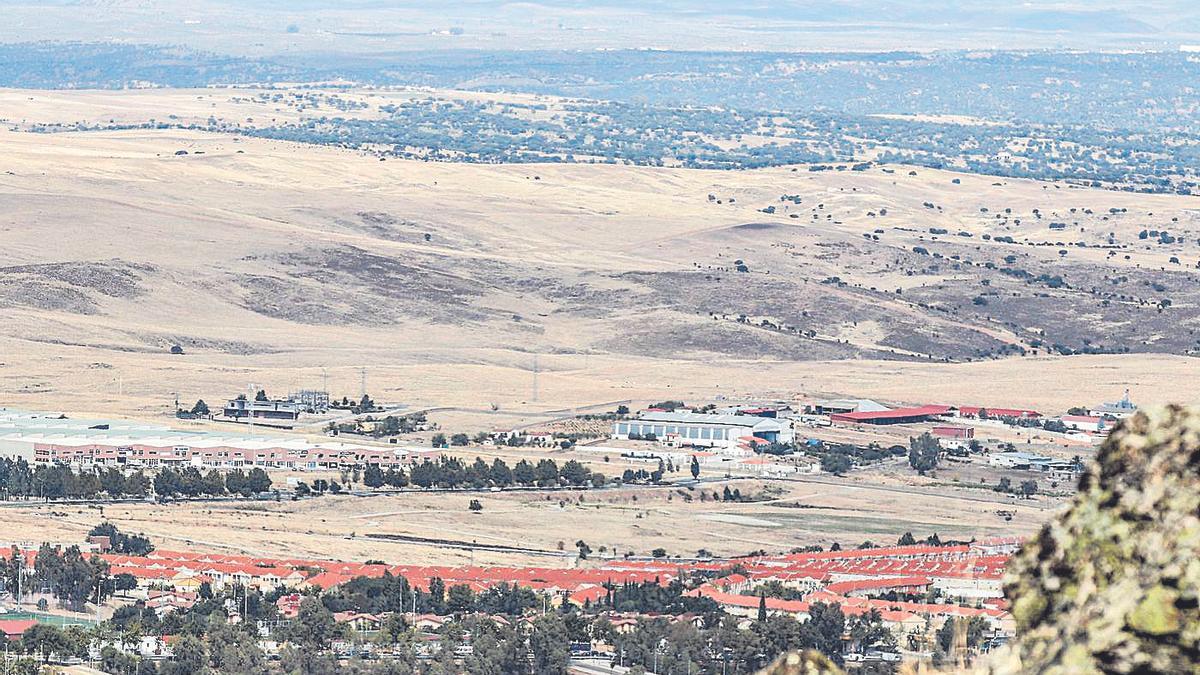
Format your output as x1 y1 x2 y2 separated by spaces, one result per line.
0 408 409 470
611 411 793 449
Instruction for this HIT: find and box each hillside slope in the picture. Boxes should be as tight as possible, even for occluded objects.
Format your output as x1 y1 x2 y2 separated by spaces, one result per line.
1 112 1199 415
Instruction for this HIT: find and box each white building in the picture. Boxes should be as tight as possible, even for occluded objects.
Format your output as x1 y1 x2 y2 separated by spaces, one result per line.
989 451 1052 469
807 399 890 415
1060 415 1107 433
1090 390 1137 419
612 411 793 450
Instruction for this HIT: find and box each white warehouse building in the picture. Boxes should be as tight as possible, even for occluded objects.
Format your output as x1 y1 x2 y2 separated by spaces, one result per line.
611 411 793 449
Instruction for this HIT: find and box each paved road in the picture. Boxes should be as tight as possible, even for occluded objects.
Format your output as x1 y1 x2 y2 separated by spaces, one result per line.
569 657 631 675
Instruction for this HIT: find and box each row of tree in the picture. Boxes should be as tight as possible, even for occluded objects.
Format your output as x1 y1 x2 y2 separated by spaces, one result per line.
0 459 152 501
361 456 603 491
0 459 273 501
153 467 272 498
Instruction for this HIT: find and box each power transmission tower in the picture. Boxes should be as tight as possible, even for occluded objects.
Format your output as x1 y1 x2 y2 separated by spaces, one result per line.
532 354 539 403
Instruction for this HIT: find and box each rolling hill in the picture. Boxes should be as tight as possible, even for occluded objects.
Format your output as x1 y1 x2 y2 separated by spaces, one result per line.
1 88 1199 417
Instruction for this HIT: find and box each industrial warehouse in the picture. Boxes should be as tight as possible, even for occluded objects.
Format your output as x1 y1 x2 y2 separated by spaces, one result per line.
610 410 795 450
0 408 409 470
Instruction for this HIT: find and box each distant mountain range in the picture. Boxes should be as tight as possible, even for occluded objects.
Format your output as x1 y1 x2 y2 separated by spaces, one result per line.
0 0 1197 53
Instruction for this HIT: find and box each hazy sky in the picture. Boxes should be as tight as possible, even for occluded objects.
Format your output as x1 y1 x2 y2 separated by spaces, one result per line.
1 1 1197 54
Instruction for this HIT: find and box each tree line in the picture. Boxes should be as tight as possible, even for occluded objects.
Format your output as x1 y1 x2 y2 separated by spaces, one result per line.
0 459 151 500
0 459 273 501
361 456 604 491
153 467 273 499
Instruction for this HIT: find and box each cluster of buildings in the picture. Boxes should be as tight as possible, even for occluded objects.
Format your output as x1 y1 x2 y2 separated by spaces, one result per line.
609 392 1140 456
988 451 1078 478
218 389 334 422
0 540 1019 650
635 541 1018 644
611 410 794 452
0 408 412 471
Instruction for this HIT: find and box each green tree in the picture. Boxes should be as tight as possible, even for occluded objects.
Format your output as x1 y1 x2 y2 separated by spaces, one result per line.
528 613 571 674
99 468 126 496
1020 479 1038 498
428 577 446 614
560 460 590 486
3 549 23 601
224 469 247 497
446 584 475 614
821 454 852 475
363 465 385 489
190 400 210 416
534 459 559 486
512 460 536 485
848 609 897 653
100 646 140 675
206 622 266 674
161 634 206 675
290 597 342 649
154 469 182 498
22 624 68 663
384 467 408 488
489 459 513 487
202 470 226 496
805 602 846 665
125 471 151 497
908 432 942 474
246 468 272 494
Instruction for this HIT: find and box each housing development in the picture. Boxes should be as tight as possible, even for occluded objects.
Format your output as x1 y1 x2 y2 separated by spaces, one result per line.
0 386 1139 672
0 4 1194 673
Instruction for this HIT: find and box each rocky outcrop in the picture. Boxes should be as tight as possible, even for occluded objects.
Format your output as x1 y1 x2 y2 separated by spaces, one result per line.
757 651 843 675
994 406 1200 674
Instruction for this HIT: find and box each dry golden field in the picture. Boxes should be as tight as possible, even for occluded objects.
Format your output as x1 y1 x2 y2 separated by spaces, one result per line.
0 87 1186 562
0 88 1193 422
0 466 1059 567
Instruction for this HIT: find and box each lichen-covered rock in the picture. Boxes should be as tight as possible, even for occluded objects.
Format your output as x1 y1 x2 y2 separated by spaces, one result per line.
994 405 1200 674
757 651 843 675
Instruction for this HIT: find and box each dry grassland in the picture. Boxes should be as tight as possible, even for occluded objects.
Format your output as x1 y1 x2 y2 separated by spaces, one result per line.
0 88 1184 563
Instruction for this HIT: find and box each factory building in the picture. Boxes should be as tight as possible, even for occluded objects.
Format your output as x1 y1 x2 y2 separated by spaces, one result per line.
611 411 793 449
0 408 407 470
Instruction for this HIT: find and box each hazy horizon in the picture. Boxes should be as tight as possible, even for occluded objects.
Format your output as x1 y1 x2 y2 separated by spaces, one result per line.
2 0 1199 56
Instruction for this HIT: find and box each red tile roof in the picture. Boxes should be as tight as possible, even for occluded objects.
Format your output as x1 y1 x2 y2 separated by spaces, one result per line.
957 406 1041 418
824 576 931 595
831 405 952 422
0 620 37 639
568 585 609 605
